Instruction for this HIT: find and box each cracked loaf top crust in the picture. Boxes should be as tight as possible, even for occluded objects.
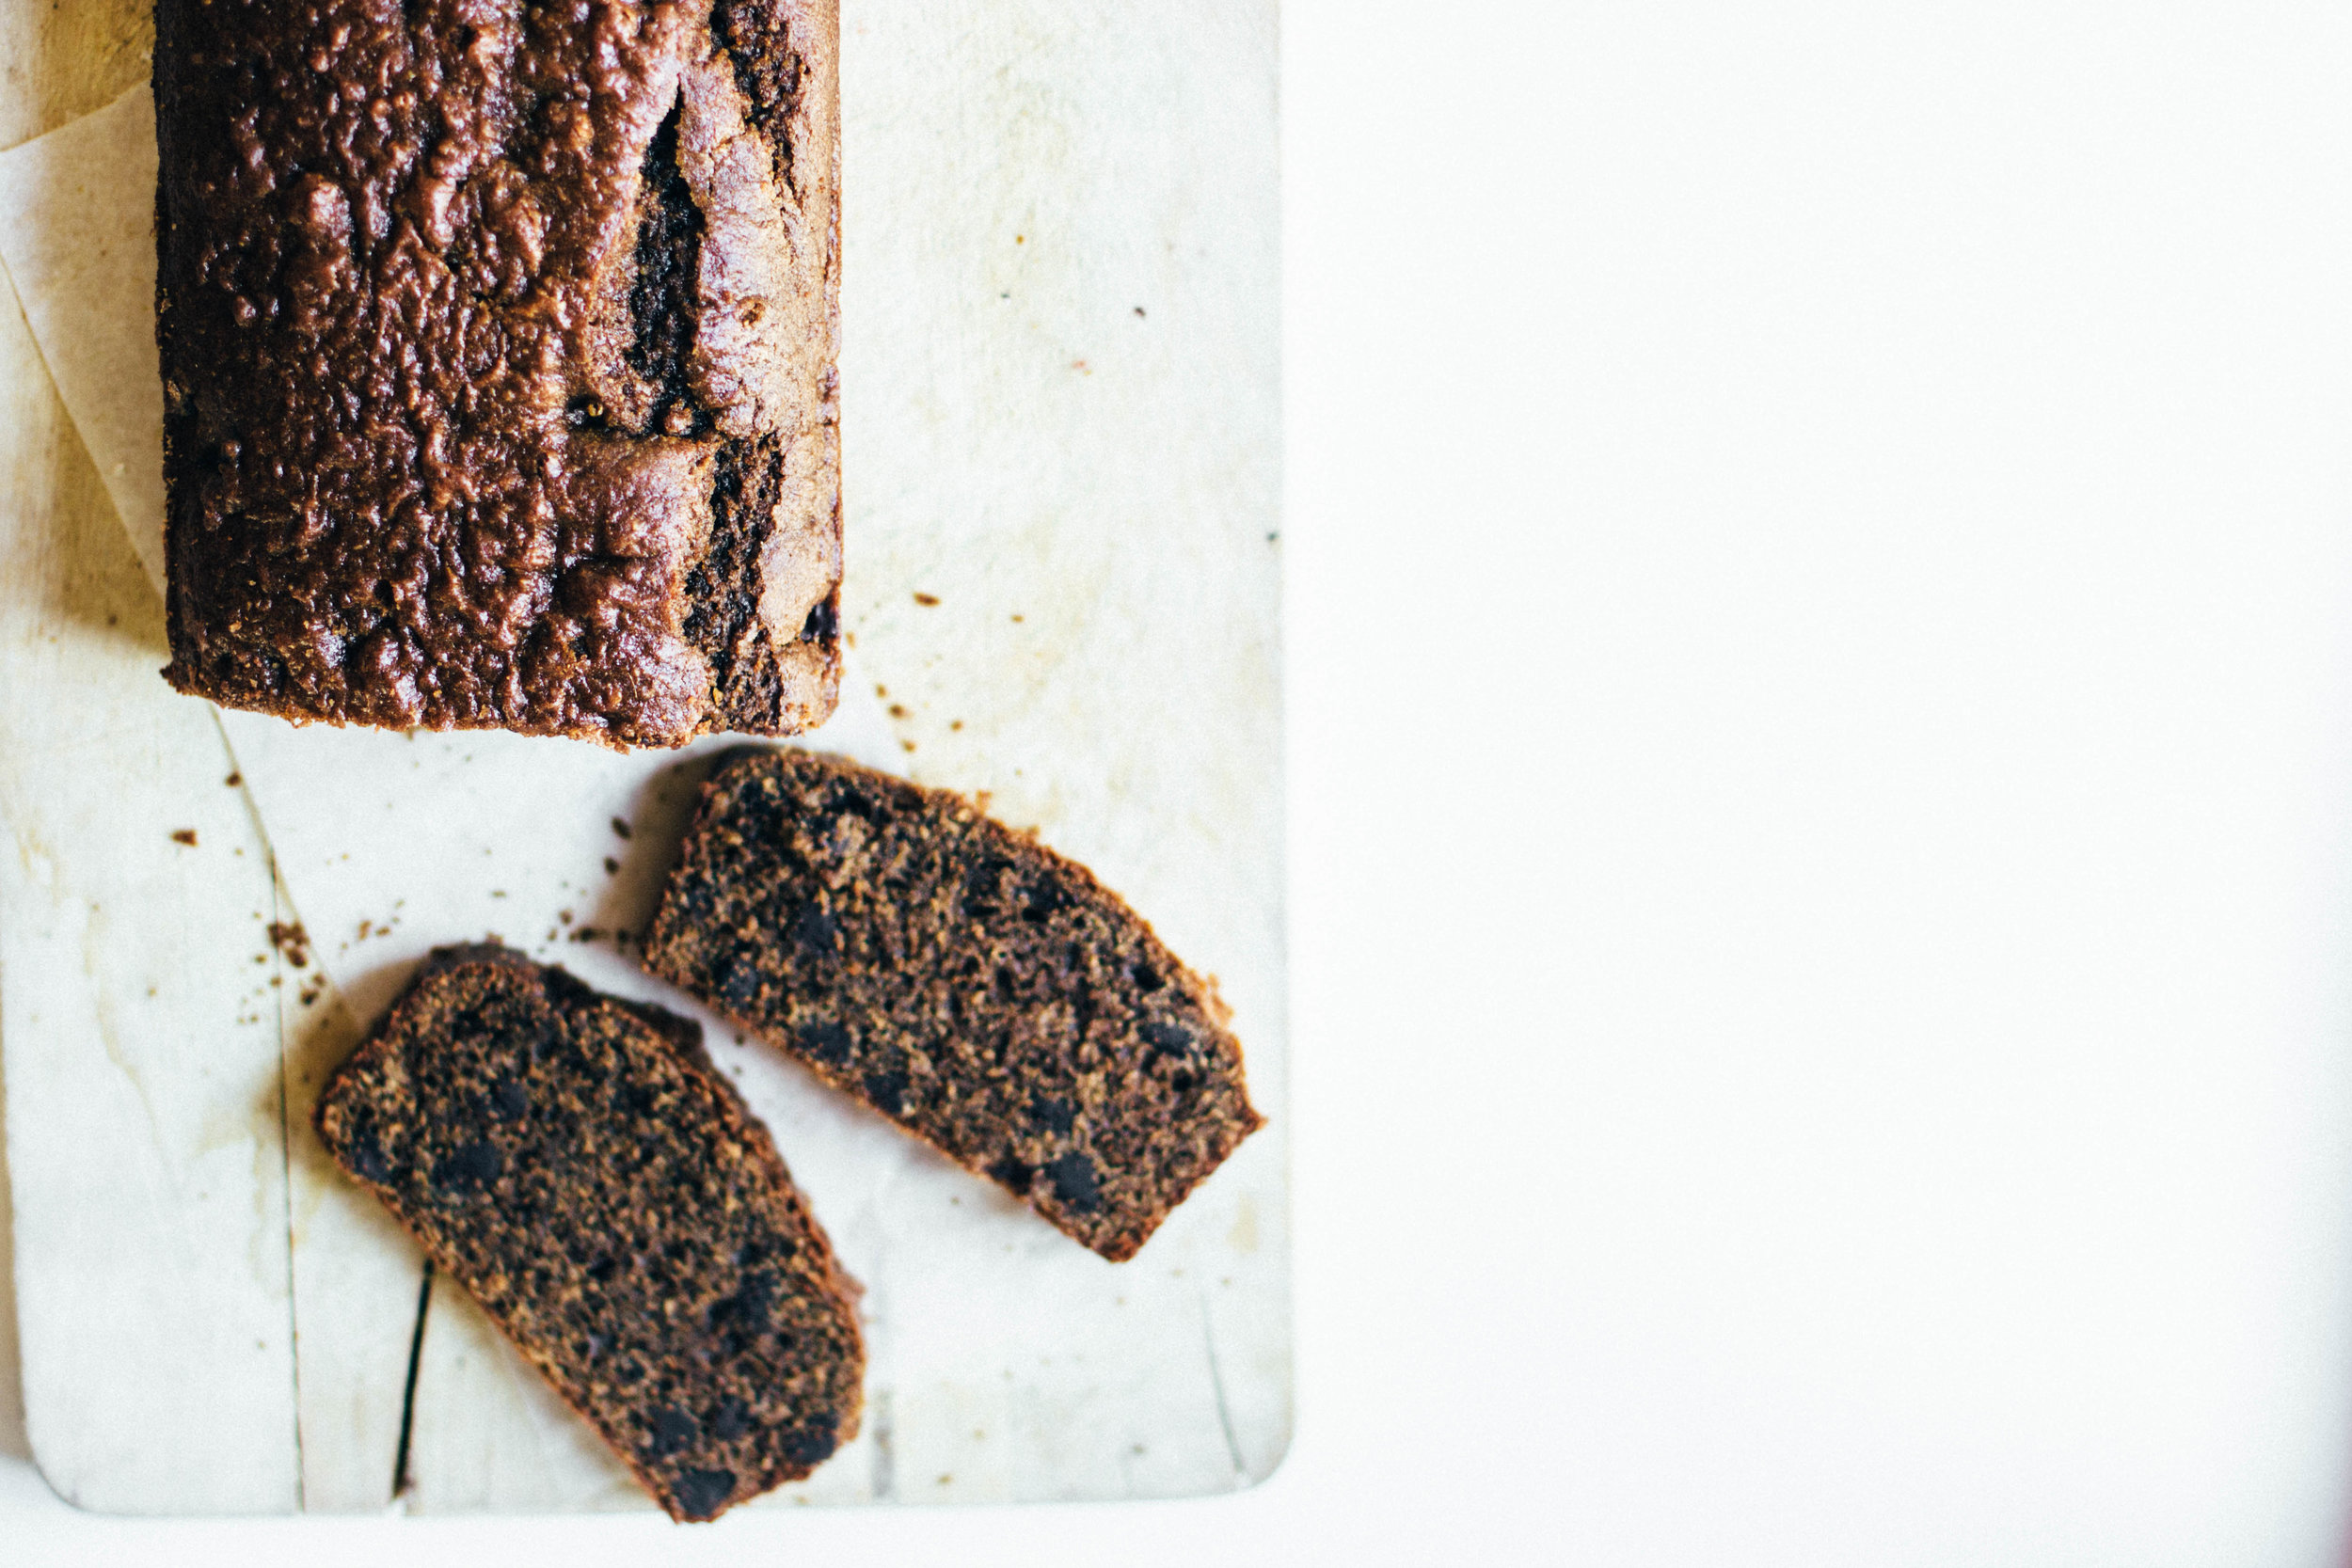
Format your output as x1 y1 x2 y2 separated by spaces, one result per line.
153 0 840 747
313 942 865 1521
644 749 1266 1261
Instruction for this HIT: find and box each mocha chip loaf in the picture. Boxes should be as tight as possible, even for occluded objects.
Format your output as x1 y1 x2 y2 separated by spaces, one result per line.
153 0 840 745
313 943 863 1521
644 749 1265 1261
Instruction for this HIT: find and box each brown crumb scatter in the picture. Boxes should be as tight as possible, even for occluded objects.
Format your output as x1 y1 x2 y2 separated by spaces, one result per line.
612 817 633 841
170 829 199 847
559 910 575 926
887 705 909 720
950 720 963 732
604 857 621 875
899 739 916 753
224 771 243 786
912 593 939 607
267 921 312 968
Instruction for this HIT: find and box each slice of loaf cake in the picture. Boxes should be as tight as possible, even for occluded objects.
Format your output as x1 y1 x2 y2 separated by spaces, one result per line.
644 749 1264 1261
313 943 863 1520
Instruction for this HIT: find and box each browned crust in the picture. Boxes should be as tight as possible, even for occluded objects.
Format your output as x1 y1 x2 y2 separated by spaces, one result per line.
153 0 840 747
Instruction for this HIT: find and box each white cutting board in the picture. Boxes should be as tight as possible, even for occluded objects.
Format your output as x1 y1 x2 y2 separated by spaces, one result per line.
0 0 1286 1513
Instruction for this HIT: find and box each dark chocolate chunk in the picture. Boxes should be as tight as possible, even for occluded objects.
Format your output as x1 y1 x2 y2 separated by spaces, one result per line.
1044 1151 1103 1215
346 1124 395 1185
796 1020 853 1066
671 1467 737 1521
861 1069 909 1114
775 1418 837 1468
788 904 839 957
431 1141 501 1196
707 1396 754 1442
1140 1020 1194 1061
646 1405 700 1459
491 1075 529 1118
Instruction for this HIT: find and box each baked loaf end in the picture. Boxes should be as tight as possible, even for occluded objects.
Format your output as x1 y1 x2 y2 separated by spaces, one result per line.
313 943 864 1520
644 750 1266 1262
153 0 840 746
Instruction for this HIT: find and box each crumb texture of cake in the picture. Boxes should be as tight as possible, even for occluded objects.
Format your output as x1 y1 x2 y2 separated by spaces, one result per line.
644 749 1266 1261
152 0 840 746
312 942 864 1521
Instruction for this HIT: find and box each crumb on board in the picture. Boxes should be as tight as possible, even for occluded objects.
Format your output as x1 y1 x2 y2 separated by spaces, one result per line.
266 921 311 968
170 829 199 847
604 856 621 875
913 593 940 607
611 816 632 840
224 771 242 786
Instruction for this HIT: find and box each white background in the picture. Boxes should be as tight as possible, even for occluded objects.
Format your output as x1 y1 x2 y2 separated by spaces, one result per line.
11 0 2352 1560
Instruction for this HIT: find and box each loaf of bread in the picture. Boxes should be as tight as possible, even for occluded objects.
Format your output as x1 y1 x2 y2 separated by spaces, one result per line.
152 0 840 746
313 943 864 1520
644 749 1265 1261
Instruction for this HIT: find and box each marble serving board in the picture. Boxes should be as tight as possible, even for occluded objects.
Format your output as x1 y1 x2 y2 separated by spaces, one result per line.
0 0 1286 1514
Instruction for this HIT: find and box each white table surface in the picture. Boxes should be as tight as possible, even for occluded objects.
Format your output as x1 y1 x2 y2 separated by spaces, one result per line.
13 0 2352 1560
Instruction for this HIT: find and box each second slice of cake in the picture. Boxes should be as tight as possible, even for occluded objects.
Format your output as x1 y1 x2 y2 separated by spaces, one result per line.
644 749 1265 1261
